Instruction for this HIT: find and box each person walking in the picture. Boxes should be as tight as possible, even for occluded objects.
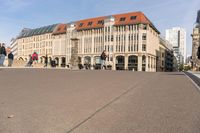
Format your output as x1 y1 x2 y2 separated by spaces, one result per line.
44 54 48 67
26 54 33 67
32 52 38 65
100 50 107 70
8 52 14 67
0 43 7 67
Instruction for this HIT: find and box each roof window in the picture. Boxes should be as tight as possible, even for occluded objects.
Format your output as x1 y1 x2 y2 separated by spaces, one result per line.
130 16 137 20
79 23 84 27
120 17 126 21
88 22 93 26
97 20 104 24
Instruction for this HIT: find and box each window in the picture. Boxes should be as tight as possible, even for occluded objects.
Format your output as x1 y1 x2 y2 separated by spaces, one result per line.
142 44 146 51
142 34 147 40
88 22 93 26
143 24 147 30
162 53 165 58
130 16 137 20
162 61 164 66
111 35 114 42
120 17 126 21
79 23 84 27
97 20 104 24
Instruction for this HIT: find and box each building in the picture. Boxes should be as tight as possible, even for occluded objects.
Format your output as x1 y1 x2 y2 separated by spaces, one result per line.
63 12 160 71
166 27 187 66
15 24 59 62
52 24 67 66
13 11 175 72
191 10 200 70
157 37 177 72
10 38 18 58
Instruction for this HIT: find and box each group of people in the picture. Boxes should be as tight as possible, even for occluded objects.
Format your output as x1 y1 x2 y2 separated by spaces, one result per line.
0 43 14 67
26 52 49 67
0 47 107 69
26 52 39 67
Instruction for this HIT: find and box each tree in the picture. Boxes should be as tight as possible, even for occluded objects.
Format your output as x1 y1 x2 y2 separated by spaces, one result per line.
179 64 184 71
183 65 191 71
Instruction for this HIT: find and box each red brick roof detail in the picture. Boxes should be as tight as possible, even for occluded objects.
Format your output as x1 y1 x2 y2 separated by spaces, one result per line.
52 24 66 35
75 11 159 33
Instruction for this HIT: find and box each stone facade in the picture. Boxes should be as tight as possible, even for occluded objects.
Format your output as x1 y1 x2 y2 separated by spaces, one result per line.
191 27 200 70
157 37 177 72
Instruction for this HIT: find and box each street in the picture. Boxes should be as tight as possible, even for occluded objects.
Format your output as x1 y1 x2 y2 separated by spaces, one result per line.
0 69 200 133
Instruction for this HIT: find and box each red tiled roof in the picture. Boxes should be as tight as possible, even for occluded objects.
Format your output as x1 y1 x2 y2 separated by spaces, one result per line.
76 16 107 30
52 24 67 35
75 11 160 33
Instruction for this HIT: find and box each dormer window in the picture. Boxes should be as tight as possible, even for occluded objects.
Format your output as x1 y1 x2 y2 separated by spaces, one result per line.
98 20 104 25
88 22 93 26
131 16 137 20
120 17 126 21
79 23 84 27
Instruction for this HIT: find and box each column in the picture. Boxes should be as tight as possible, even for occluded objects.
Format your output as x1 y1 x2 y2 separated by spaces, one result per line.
112 55 116 70
125 26 129 53
59 58 62 67
146 55 149 72
125 54 128 70
81 56 84 66
149 56 152 72
92 30 94 54
138 55 142 71
91 56 94 70
153 57 155 72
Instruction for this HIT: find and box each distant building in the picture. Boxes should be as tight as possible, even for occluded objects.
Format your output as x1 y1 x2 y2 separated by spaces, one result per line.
191 10 200 70
13 24 59 62
166 27 187 66
157 36 177 72
10 38 18 58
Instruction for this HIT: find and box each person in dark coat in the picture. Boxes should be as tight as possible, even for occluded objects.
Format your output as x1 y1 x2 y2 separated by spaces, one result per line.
44 54 48 67
8 52 14 67
26 54 33 67
0 43 7 67
100 50 107 70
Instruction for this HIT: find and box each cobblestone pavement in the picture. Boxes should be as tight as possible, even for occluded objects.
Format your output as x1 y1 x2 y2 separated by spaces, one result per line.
0 69 200 133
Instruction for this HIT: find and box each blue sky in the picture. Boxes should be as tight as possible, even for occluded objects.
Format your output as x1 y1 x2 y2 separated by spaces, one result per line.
0 0 199 55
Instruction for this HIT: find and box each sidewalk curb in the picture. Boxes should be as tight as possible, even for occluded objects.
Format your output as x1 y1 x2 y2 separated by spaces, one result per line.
184 72 200 92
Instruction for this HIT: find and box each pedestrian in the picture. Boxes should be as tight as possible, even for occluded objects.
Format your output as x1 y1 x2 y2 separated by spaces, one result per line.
0 43 7 67
100 50 107 70
8 52 14 67
32 52 38 64
44 54 48 67
26 54 33 67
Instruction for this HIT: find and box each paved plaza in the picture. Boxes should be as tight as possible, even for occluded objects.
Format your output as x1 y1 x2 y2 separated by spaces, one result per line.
0 69 200 133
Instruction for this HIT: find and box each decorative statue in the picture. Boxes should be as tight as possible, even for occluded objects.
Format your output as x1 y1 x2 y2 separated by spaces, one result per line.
195 10 200 28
